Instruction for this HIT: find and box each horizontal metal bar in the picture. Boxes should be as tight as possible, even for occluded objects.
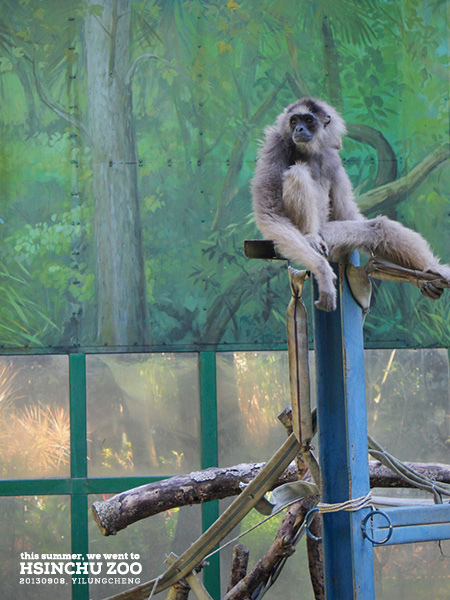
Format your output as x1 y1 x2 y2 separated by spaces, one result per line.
0 476 168 497
376 522 450 546
385 503 450 527
0 340 447 355
244 239 286 260
367 504 450 546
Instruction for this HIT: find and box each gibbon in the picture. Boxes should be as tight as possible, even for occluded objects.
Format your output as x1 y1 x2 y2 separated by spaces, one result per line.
251 98 450 311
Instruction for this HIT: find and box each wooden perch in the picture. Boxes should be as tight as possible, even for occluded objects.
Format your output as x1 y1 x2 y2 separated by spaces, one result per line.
92 462 297 536
92 461 450 536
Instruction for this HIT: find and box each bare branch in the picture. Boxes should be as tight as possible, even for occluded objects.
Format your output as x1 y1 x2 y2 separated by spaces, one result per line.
92 461 297 536
358 143 449 213
224 496 316 600
227 544 249 592
32 61 90 140
92 460 450 536
124 53 181 86
306 513 324 600
94 14 112 38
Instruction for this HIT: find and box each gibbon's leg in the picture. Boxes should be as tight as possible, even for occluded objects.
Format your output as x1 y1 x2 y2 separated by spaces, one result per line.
255 213 338 311
322 216 450 280
282 164 329 257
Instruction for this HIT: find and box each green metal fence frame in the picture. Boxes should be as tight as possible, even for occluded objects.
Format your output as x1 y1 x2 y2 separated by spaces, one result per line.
0 351 221 600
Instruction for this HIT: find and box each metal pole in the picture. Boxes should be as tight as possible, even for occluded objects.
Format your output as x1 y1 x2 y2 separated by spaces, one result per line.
313 253 375 599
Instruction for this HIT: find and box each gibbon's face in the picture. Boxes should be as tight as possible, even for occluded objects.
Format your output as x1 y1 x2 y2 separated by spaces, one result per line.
289 112 319 146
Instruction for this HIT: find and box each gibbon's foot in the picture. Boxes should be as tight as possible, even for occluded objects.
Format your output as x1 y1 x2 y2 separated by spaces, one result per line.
420 282 444 300
313 264 337 311
305 233 329 257
425 264 450 284
314 288 337 312
314 282 337 312
420 264 450 299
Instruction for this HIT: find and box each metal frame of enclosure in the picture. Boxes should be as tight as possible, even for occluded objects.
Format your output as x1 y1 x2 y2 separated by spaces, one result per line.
314 259 450 599
0 353 222 600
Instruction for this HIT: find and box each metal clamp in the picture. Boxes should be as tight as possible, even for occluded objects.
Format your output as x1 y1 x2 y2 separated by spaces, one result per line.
361 508 393 545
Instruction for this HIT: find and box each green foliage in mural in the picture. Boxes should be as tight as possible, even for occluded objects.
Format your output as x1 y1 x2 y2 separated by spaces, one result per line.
0 0 448 350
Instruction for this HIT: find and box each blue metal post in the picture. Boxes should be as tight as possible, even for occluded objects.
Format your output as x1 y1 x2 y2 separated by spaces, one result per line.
313 253 375 600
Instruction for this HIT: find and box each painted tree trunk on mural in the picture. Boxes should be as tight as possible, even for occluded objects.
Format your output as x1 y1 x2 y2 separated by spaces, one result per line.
85 0 148 346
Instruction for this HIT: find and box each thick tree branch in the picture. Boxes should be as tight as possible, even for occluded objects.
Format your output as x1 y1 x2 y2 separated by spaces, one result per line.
358 143 449 214
92 461 297 536
92 460 450 536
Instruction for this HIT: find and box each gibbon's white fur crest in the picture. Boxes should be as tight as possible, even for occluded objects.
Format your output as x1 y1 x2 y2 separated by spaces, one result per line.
251 97 450 311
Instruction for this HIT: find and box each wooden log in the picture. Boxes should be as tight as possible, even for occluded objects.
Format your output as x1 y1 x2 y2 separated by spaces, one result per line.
92 461 450 536
92 462 298 536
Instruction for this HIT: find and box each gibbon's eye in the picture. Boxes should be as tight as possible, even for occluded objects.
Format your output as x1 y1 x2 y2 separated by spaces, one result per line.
289 115 299 126
304 115 314 124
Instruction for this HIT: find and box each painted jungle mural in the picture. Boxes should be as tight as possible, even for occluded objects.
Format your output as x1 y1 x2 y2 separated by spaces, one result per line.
0 0 448 351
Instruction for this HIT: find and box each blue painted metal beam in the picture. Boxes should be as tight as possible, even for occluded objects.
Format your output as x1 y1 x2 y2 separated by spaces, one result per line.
386 503 450 527
364 504 450 546
313 253 375 600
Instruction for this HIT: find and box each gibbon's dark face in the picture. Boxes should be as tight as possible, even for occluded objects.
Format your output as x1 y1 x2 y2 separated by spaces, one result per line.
289 112 319 145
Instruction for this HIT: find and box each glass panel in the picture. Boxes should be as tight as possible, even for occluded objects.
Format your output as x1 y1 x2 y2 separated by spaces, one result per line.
366 348 450 599
88 495 201 599
0 495 71 599
218 348 450 598
86 353 200 476
374 542 450 600
0 356 70 479
366 348 449 463
216 351 316 466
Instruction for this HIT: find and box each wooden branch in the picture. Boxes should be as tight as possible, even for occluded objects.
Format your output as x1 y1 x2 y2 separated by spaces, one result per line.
92 462 298 536
92 460 450 536
124 53 162 86
31 60 90 140
124 54 187 87
227 544 249 592
306 512 324 600
224 496 317 600
358 143 449 213
164 581 190 600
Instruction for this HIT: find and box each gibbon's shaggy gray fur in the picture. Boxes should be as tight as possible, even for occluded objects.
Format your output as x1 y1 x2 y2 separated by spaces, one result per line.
251 97 450 311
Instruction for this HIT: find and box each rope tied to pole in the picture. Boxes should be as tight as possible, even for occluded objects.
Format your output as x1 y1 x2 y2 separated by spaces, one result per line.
305 492 373 541
317 491 373 513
